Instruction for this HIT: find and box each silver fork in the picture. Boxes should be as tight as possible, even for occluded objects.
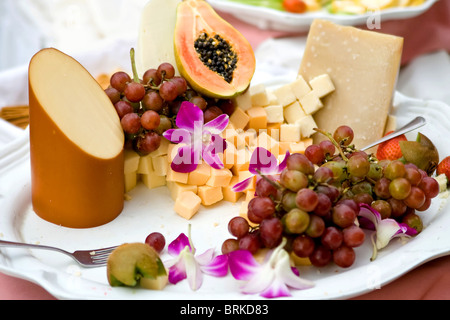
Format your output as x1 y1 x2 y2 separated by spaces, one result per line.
0 240 117 268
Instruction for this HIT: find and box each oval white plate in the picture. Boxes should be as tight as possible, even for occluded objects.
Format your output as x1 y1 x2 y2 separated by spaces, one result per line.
0 90 449 300
208 0 438 31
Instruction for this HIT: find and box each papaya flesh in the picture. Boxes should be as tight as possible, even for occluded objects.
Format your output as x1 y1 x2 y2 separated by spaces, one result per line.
174 0 256 99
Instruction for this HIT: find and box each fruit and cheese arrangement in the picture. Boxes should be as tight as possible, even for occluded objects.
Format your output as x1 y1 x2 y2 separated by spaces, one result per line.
26 0 450 297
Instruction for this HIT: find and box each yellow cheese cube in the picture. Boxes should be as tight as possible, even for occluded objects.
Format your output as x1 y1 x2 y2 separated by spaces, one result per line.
279 141 291 155
233 148 251 172
124 171 138 192
167 143 185 163
187 161 211 185
141 172 166 189
250 83 269 107
206 168 233 187
290 75 312 100
235 170 256 191
137 154 154 174
264 104 284 123
151 155 168 176
267 122 281 139
220 142 237 169
309 74 335 98
246 107 267 131
174 191 201 220
166 166 189 184
223 126 238 145
272 84 297 107
299 91 323 115
289 138 313 154
222 176 243 203
284 101 306 124
197 185 223 206
232 88 252 111
256 131 280 157
296 115 317 138
245 189 256 201
167 181 198 201
149 137 170 158
124 149 140 174
242 129 257 147
229 107 250 130
280 123 301 142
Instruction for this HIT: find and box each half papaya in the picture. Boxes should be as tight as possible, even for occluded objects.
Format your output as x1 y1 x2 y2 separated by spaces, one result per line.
174 0 256 99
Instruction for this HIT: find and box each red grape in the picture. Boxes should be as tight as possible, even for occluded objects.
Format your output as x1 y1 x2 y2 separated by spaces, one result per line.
141 110 160 131
228 216 250 239
145 232 165 253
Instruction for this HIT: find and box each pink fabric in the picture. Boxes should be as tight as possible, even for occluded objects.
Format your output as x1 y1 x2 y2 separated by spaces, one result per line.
1 0 449 300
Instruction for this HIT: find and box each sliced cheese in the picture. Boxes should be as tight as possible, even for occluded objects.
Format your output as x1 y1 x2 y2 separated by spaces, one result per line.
299 19 403 148
29 48 124 228
136 0 181 75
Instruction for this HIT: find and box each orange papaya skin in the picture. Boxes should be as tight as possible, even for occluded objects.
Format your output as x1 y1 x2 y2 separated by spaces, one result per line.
174 0 255 99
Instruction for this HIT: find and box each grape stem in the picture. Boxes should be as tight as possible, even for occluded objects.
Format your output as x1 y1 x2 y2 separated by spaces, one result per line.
313 128 349 161
254 169 284 190
129 48 140 83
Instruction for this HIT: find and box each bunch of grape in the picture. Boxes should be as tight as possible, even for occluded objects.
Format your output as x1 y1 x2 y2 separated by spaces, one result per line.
222 125 440 269
104 49 235 155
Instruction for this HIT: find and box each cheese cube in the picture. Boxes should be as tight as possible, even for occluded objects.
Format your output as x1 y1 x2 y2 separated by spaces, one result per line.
299 19 403 148
296 115 317 138
197 185 223 206
232 88 252 111
280 123 301 142
250 83 269 107
290 75 312 100
206 168 233 187
246 107 267 131
223 126 238 145
149 137 170 158
245 189 256 201
166 166 189 184
309 74 335 98
284 101 306 124
279 141 291 155
124 149 140 174
267 123 281 141
222 176 243 203
167 181 198 201
299 91 323 115
242 129 257 147
187 161 211 185
266 90 279 105
167 143 185 163
272 84 297 107
152 155 168 176
256 131 280 157
264 104 284 123
220 141 237 169
174 191 201 220
124 171 138 192
229 107 250 130
137 154 154 174
233 148 251 171
141 172 166 189
236 170 256 191
289 138 313 154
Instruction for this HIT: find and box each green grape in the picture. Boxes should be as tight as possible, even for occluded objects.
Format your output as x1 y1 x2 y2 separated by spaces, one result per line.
347 154 370 178
282 208 310 234
389 177 411 200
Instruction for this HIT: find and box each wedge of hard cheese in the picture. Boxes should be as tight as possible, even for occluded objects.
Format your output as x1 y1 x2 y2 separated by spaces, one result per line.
299 19 403 149
29 48 125 228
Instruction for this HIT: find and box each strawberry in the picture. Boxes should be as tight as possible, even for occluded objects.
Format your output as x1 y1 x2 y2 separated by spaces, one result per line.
376 131 407 161
437 156 450 184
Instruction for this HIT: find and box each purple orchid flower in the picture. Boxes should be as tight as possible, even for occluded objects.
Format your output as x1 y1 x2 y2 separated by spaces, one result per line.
163 101 229 173
358 203 417 261
228 238 314 298
232 147 289 192
164 226 228 291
